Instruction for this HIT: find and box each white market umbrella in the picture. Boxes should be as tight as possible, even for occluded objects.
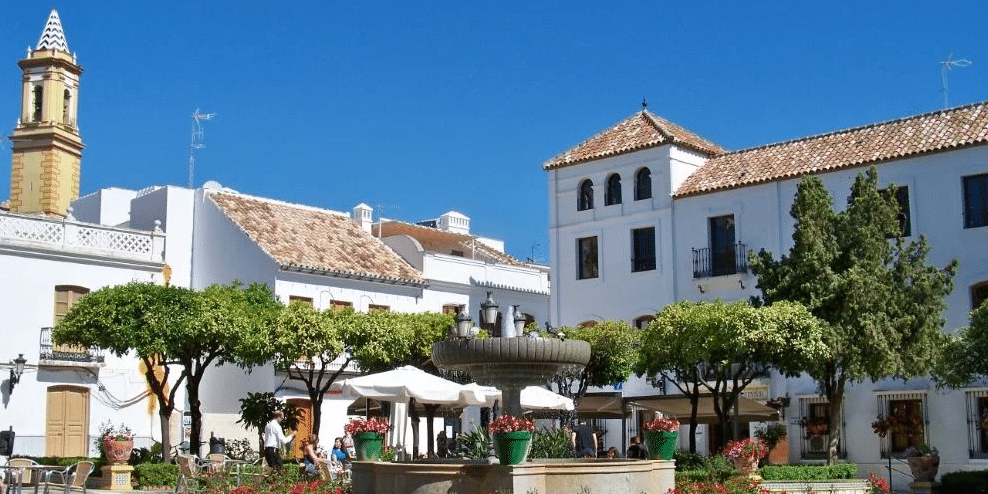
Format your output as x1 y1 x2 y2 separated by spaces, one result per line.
341 365 484 406
461 384 574 411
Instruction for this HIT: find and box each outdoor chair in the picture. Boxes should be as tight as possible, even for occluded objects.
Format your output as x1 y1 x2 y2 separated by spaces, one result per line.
6 458 40 487
44 460 94 494
207 454 229 474
174 455 202 494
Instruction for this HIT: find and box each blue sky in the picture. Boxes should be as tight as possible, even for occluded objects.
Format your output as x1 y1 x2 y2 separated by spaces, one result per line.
2 1 986 262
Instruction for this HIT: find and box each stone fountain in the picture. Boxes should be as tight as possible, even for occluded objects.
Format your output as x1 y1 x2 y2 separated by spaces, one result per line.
351 297 674 494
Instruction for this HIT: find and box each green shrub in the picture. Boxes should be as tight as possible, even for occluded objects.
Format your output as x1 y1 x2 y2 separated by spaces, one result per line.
675 469 708 485
759 463 857 481
673 450 707 471
451 427 491 460
529 427 572 459
133 463 179 489
704 454 737 483
939 469 988 494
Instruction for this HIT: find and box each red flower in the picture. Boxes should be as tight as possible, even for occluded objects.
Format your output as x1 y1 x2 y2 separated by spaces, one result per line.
487 415 535 434
345 417 390 435
643 416 680 432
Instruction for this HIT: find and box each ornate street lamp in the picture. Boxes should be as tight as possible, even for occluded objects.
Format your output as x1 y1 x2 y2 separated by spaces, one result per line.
454 305 473 339
480 292 499 329
8 354 26 394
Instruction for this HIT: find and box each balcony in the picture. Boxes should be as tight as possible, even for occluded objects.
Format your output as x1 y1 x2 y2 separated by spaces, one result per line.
692 242 748 278
0 210 165 263
39 327 105 366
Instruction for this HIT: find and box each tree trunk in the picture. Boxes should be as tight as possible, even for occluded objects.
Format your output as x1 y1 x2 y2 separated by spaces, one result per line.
826 380 845 465
159 409 172 462
187 375 203 456
688 395 700 453
409 398 420 459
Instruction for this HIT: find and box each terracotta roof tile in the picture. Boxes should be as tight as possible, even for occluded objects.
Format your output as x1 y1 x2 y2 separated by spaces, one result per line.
675 101 988 197
542 110 727 170
208 192 425 286
374 220 525 267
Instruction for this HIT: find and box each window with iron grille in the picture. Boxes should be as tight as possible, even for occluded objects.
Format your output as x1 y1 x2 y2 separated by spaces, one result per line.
577 236 599 280
876 392 927 458
972 281 988 310
634 168 652 200
965 389 988 459
631 227 656 272
633 315 654 329
798 396 845 460
963 173 988 228
605 174 622 206
288 296 313 307
369 304 390 312
578 179 594 211
330 300 352 311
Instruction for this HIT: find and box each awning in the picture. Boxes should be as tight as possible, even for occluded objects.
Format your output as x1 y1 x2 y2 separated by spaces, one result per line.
628 394 778 424
576 392 629 419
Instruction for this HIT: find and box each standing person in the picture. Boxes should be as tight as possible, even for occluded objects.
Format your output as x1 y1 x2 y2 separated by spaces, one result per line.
263 410 294 469
436 430 449 458
342 432 356 459
570 420 597 459
626 435 647 459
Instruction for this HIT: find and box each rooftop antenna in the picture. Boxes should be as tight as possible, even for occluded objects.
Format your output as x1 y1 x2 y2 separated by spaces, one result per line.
940 54 972 109
528 242 541 263
188 108 216 188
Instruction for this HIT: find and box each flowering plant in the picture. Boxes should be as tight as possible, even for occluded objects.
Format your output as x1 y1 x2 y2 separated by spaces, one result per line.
344 417 390 435
486 415 535 434
101 422 134 442
643 416 680 432
800 416 829 437
871 412 923 438
723 437 768 462
867 472 891 494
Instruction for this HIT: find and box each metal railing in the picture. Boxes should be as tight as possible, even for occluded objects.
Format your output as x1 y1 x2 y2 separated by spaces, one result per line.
965 207 988 229
966 389 988 459
692 242 748 278
39 327 104 364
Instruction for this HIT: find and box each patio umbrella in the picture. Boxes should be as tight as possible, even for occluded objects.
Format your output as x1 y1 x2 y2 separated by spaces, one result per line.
341 365 484 406
461 384 574 411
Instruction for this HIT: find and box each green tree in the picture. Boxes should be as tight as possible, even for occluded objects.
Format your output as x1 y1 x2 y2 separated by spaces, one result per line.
750 168 957 464
547 320 641 424
237 391 304 454
936 301 988 387
53 282 202 462
636 300 826 452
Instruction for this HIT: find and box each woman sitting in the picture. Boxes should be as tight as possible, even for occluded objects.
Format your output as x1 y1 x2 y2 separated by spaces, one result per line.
301 434 325 477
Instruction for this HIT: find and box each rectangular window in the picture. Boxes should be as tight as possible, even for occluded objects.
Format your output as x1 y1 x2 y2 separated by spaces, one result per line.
631 227 656 272
288 296 313 307
965 390 988 459
577 236 599 280
973 282 988 310
876 393 926 458
330 300 353 312
442 304 460 314
368 304 390 312
53 286 90 356
709 215 737 276
964 173 988 228
882 186 912 237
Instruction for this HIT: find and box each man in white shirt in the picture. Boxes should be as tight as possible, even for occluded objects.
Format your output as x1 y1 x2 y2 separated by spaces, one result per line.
263 410 294 468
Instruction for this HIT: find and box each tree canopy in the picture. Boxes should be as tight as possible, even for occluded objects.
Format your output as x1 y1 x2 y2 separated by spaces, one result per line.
750 167 957 463
635 300 826 452
936 301 988 387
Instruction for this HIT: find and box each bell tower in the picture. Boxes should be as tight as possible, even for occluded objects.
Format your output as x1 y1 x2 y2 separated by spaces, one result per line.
8 9 84 217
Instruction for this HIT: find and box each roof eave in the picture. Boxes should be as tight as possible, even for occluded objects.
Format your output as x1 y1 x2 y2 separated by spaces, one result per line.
280 263 427 288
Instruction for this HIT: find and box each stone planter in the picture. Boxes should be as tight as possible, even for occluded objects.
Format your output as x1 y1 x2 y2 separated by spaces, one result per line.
731 457 758 476
906 455 939 482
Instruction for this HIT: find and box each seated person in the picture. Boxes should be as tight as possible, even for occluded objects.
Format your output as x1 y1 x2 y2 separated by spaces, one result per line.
301 434 324 477
331 437 350 466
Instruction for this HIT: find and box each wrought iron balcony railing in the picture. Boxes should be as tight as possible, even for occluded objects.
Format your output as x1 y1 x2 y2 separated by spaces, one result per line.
40 327 105 365
692 242 748 278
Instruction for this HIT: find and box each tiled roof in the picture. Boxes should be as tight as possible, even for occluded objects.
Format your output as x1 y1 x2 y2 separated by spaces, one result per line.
208 192 425 286
374 220 526 267
675 101 988 197
36 10 69 52
543 110 727 170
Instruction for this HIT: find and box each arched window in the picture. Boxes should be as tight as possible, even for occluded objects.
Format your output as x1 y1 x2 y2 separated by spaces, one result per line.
634 315 655 329
578 179 594 211
973 281 988 310
33 85 44 122
63 89 71 123
605 174 622 206
635 168 652 200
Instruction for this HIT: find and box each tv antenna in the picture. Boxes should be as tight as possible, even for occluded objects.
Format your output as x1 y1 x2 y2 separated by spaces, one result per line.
528 242 541 263
188 108 216 188
940 54 972 109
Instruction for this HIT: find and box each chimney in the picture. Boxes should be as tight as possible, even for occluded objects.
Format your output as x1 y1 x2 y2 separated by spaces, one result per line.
438 211 470 234
352 203 373 233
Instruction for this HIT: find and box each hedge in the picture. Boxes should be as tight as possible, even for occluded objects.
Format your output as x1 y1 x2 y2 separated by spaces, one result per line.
758 463 857 481
133 463 179 489
939 470 988 494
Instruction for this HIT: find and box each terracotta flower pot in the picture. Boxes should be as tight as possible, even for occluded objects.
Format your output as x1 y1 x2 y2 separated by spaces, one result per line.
731 456 758 476
103 438 134 465
907 455 939 482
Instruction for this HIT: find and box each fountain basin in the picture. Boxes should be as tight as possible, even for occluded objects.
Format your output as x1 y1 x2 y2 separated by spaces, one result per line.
432 338 591 388
351 458 674 494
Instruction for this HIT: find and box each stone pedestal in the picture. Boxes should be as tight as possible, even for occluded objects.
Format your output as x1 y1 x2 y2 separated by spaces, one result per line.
908 480 938 494
101 464 134 491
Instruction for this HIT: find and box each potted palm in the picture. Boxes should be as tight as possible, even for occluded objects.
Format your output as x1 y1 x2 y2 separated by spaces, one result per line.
642 416 679 460
345 417 390 461
487 415 535 465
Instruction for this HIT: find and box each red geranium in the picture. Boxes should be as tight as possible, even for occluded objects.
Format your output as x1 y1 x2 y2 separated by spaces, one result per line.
643 416 680 432
487 415 535 434
345 417 390 435
723 437 768 462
